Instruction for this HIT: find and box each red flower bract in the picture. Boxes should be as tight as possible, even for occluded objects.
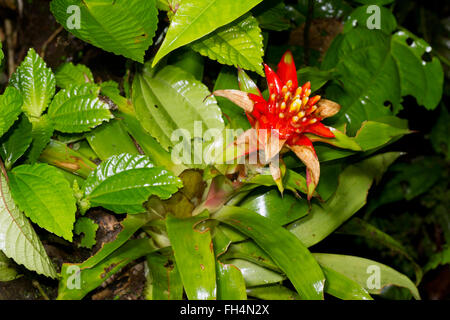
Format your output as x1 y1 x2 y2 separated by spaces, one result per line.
213 51 341 199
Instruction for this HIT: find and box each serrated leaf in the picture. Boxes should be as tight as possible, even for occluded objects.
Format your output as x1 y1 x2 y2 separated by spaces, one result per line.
8 163 77 241
48 84 113 133
0 172 57 278
133 65 224 151
153 0 263 66
82 153 182 214
0 115 32 169
9 48 55 118
27 115 54 163
191 14 264 75
55 62 94 89
74 217 98 249
391 30 444 110
0 87 23 138
50 0 158 63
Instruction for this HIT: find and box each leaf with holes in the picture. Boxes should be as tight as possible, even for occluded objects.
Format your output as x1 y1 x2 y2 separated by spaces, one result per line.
133 64 224 151
8 163 77 241
9 48 55 118
0 172 57 278
191 14 264 75
82 153 182 214
48 84 113 133
50 0 159 63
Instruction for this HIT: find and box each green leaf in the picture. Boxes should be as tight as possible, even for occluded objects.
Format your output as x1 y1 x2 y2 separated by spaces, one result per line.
57 238 157 300
424 245 450 274
240 189 309 226
169 48 205 81
321 266 373 300
313 253 420 299
216 262 247 300
255 2 291 31
87 119 139 161
0 251 19 282
27 115 54 163
80 212 153 269
55 62 94 89
288 152 401 247
191 14 264 75
0 172 57 278
322 28 401 134
0 87 23 139
430 105 449 160
133 65 224 151
392 30 444 110
344 5 397 35
145 252 184 300
82 153 182 214
50 0 159 63
48 84 113 133
166 212 217 300
247 285 299 300
9 48 55 118
225 258 285 287
0 115 32 169
297 67 333 93
8 163 77 241
153 0 263 66
74 217 98 249
214 206 325 299
0 42 3 64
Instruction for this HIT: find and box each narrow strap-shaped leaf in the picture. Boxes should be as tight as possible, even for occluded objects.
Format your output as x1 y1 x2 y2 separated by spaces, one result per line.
0 172 57 278
321 266 373 300
313 253 420 300
214 206 325 299
216 262 247 300
145 252 184 300
166 212 217 300
57 238 157 300
224 258 285 287
246 285 300 300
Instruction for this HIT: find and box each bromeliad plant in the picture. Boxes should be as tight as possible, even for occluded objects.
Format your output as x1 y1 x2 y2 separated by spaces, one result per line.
0 0 444 300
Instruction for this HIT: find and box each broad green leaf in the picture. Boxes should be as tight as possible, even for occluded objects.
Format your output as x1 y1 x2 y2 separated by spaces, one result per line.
153 0 263 66
321 266 373 300
322 28 401 134
74 217 98 249
87 119 139 161
0 115 32 169
0 87 23 138
55 62 94 89
214 66 250 130
9 164 77 241
50 0 159 63
344 5 397 35
0 172 57 278
0 251 19 282
392 30 444 110
191 14 264 75
313 253 420 300
57 238 157 300
240 189 309 226
48 84 113 133
27 115 54 164
288 152 401 247
225 258 285 287
297 67 333 93
133 65 224 151
424 245 450 274
166 212 217 300
338 218 422 284
9 48 55 118
255 2 291 31
80 212 153 269
247 285 299 300
169 48 205 81
214 206 325 299
145 252 184 300
39 140 97 178
82 153 182 214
